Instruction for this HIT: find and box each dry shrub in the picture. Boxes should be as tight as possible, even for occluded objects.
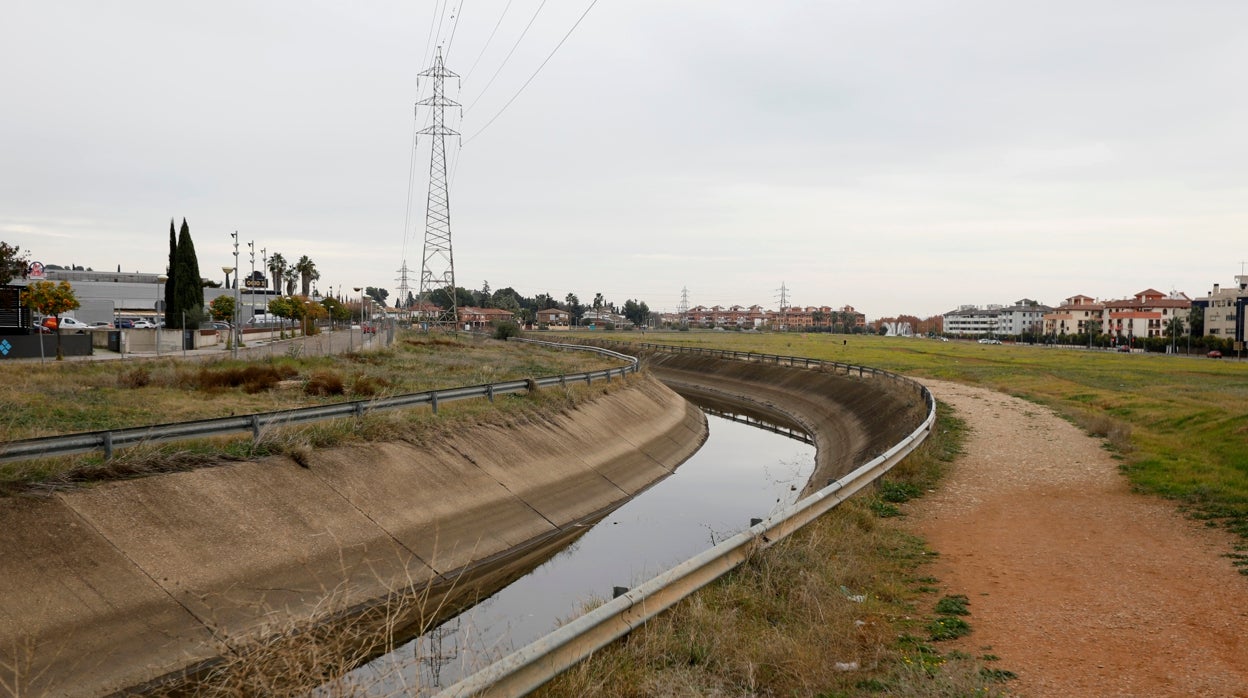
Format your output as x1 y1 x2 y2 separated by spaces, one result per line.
350 374 386 397
305 370 345 396
118 366 151 388
1070 410 1134 453
197 365 293 394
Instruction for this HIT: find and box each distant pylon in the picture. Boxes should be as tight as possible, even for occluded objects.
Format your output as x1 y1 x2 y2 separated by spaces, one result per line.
678 286 690 326
416 49 460 330
395 259 413 320
777 282 790 331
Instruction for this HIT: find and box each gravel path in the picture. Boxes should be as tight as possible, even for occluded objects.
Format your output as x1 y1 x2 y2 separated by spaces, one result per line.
907 379 1248 697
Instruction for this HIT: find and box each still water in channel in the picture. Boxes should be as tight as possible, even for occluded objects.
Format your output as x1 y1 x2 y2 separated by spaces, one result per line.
326 404 816 695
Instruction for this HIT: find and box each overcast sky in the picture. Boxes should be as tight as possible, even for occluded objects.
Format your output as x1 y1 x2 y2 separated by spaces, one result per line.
3 1 1247 318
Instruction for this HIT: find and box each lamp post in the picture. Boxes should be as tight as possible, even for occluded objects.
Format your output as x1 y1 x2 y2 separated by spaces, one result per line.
156 274 168 356
231 231 241 357
353 287 363 348
222 266 235 352
248 240 256 325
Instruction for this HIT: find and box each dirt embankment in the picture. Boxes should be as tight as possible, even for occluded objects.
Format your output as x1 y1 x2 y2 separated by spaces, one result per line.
645 352 929 494
0 375 706 697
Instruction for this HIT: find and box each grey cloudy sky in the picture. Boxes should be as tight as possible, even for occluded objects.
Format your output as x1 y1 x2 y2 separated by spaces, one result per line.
3 1 1246 318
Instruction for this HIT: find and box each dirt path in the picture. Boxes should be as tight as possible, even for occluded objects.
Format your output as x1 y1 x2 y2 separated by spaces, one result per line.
908 380 1248 697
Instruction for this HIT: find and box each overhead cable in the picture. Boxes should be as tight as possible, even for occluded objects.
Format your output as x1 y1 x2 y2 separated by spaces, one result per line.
464 0 600 145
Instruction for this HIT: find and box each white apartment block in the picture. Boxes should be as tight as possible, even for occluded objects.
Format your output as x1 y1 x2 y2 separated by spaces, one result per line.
1200 275 1248 342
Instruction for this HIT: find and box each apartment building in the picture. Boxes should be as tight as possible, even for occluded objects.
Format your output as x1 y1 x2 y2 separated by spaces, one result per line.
995 299 1052 335
943 305 1002 336
1197 275 1248 342
1102 289 1191 340
1043 295 1105 335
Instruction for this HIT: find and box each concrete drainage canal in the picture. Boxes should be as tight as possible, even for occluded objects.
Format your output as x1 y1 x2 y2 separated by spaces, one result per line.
322 397 817 695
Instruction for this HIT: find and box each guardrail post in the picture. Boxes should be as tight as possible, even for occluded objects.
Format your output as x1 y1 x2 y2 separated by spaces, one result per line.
585 373 591 385
103 431 113 460
487 385 495 403
431 391 439 415
251 415 261 440
605 370 611 383
560 375 567 388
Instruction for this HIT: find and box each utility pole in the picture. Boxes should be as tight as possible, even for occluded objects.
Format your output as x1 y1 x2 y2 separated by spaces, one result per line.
231 232 241 357
678 286 690 327
248 241 256 323
415 49 459 331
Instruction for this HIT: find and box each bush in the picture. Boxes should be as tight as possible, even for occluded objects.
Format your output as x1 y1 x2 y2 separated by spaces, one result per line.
304 370 345 396
492 319 520 340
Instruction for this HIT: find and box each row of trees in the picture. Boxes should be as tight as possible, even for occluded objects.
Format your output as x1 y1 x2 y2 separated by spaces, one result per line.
264 253 320 297
417 282 653 328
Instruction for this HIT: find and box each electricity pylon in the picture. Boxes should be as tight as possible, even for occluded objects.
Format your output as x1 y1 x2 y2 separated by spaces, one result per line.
416 49 459 330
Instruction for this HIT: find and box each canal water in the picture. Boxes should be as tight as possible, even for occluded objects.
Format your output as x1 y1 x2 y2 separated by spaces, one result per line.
324 402 816 695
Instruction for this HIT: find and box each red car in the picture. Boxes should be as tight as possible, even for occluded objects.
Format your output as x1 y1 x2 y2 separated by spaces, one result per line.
361 323 376 335
1207 350 1222 359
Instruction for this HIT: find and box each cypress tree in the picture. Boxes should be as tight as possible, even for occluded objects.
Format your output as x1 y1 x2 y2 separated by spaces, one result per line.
164 218 176 322
170 218 204 328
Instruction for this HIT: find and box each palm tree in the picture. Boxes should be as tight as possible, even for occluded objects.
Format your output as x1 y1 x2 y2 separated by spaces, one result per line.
295 255 319 297
267 252 287 294
283 268 298 296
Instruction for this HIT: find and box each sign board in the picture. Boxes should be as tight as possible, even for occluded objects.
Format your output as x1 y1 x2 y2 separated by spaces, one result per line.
27 262 45 279
244 277 268 288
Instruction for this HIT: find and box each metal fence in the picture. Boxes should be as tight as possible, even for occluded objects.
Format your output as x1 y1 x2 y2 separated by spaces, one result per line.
0 338 638 464
436 339 936 698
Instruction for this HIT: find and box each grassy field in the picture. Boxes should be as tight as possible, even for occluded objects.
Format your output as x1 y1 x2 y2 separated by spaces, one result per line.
0 333 625 493
573 330 1248 541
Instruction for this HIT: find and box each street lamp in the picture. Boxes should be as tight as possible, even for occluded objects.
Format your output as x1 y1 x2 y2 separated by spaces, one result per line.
156 274 168 356
222 266 235 351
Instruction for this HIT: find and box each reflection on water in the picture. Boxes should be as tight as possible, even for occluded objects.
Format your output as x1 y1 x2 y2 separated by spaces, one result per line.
324 407 815 695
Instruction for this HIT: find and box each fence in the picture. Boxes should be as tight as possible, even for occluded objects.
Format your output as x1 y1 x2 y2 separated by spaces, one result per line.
436 339 936 698
0 338 638 464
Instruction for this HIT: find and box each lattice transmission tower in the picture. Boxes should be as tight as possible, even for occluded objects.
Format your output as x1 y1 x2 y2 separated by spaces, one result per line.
415 49 460 330
678 286 690 326
777 282 790 331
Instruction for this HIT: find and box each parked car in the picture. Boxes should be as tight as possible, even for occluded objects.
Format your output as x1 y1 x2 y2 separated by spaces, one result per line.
31 323 53 334
131 319 155 329
1117 345 1132 353
977 338 1002 345
91 321 113 328
1208 350 1223 359
40 316 91 332
361 323 377 335
208 321 232 332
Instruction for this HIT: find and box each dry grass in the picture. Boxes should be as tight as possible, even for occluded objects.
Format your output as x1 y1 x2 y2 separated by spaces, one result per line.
538 404 1010 697
0 333 626 493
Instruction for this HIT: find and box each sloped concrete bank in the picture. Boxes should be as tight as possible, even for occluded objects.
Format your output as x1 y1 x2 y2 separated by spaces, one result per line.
644 352 928 495
0 375 706 697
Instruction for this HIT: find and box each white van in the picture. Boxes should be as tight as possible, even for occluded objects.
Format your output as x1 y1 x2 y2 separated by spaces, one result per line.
246 313 279 326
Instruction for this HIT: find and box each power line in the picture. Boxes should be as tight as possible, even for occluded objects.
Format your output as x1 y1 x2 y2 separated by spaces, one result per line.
443 1 466 63
464 0 600 145
464 0 549 115
463 0 515 81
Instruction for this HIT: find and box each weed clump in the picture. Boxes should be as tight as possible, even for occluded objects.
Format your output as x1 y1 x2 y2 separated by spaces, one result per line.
304 370 345 396
119 366 151 388
196 364 297 393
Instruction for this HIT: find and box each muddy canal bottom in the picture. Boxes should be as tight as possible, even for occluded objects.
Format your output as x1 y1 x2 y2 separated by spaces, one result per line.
326 406 815 695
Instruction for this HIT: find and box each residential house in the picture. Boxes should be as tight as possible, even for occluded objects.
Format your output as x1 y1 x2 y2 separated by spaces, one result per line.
536 307 571 328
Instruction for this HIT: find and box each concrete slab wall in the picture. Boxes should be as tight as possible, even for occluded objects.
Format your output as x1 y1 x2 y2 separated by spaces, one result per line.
0 374 706 697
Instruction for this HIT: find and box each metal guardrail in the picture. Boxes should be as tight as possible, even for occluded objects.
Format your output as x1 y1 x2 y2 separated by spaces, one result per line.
437 340 936 698
0 338 638 464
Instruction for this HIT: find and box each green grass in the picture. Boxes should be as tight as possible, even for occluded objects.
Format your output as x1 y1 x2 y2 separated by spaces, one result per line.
568 330 1248 542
